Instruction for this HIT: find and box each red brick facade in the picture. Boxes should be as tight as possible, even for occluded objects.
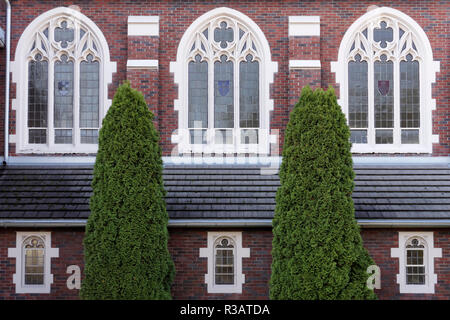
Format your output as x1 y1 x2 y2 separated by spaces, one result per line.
0 227 449 299
0 0 448 156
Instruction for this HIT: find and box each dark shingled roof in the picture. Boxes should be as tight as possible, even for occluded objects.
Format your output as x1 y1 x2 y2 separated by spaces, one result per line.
0 164 450 220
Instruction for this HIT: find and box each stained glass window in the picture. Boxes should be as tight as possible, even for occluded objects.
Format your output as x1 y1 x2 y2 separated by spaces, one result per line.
338 12 435 151
214 55 234 144
348 54 368 144
54 55 74 144
240 55 259 144
374 55 394 144
188 54 208 144
23 237 45 285
21 13 107 151
400 54 420 144
182 13 268 151
28 54 48 144
80 54 100 144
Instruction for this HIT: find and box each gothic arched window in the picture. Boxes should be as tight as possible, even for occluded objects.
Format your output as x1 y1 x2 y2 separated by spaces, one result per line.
12 7 116 153
332 7 439 153
171 8 277 154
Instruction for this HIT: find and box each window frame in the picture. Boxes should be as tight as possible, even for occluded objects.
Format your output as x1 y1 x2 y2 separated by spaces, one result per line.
8 232 59 294
391 232 442 294
331 7 439 153
171 7 277 155
199 231 250 294
11 7 116 154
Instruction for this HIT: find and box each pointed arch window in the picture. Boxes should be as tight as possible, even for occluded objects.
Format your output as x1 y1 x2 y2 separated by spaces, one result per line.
332 7 439 153
12 7 116 153
171 8 277 154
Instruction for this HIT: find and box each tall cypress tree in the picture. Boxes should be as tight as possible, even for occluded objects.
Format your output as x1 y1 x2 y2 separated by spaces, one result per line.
81 82 174 299
270 86 377 300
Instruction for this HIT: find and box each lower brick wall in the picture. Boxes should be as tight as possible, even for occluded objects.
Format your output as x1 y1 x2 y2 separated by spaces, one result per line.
0 227 448 299
360 228 450 300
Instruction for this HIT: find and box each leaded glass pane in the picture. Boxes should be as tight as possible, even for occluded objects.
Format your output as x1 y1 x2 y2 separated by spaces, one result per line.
214 55 234 129
54 21 74 48
350 130 368 144
240 55 259 129
241 129 258 144
80 55 99 133
374 56 394 135
215 129 233 144
54 55 73 144
214 21 233 48
24 237 45 286
29 129 47 144
28 55 48 144
190 129 207 144
188 55 208 131
55 129 72 144
80 129 99 144
376 129 393 144
400 55 420 129
348 55 368 130
401 129 419 144
406 249 425 285
373 21 393 48
215 239 234 285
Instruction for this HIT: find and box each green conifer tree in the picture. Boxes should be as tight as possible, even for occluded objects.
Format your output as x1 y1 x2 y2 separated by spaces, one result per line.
81 82 174 299
270 86 377 300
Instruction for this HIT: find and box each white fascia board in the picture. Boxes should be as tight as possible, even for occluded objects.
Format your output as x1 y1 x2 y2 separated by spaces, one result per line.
289 60 321 69
128 16 159 36
126 59 158 70
288 16 320 36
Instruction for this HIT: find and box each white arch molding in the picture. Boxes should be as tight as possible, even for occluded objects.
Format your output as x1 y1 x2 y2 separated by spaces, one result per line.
331 7 440 154
10 7 116 153
170 7 278 155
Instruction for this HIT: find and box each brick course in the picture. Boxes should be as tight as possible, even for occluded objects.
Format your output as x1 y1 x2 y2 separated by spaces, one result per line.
0 227 448 299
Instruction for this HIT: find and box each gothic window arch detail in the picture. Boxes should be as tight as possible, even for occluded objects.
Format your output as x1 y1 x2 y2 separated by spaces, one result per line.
11 7 116 153
171 8 277 155
199 232 250 294
8 232 59 294
331 7 439 153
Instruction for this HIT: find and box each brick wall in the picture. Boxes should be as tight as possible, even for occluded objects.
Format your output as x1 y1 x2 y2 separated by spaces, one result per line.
0 228 84 300
0 0 447 157
360 228 450 300
0 227 448 299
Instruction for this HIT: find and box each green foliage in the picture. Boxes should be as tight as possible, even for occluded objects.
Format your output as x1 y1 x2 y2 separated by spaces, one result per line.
81 82 174 299
270 86 377 300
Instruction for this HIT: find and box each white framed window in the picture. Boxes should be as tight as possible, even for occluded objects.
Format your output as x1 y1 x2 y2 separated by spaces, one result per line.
391 232 442 294
199 232 250 294
331 7 439 153
8 232 59 294
11 7 116 154
171 7 277 155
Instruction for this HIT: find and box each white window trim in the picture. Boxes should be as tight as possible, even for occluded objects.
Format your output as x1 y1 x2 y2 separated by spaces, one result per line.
199 231 250 294
170 7 277 155
10 7 116 154
331 7 440 153
8 232 59 294
391 232 442 294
